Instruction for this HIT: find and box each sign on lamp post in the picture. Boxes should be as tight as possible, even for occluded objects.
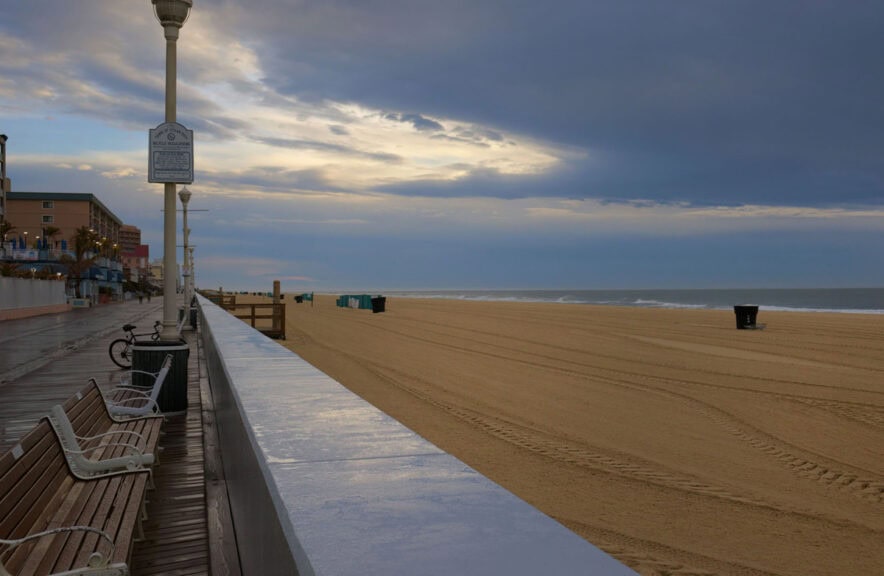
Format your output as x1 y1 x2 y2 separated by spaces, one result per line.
149 122 193 184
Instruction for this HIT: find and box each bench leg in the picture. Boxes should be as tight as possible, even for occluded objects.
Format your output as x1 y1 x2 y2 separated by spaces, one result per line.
135 501 147 542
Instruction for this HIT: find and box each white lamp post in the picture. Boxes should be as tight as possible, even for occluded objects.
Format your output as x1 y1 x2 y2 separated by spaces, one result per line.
188 245 195 294
0 134 8 228
178 185 191 315
152 0 192 340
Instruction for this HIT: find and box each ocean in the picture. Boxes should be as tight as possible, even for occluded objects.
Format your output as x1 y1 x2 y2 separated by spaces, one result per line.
383 288 884 314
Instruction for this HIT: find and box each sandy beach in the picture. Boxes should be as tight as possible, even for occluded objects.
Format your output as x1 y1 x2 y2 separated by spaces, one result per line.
270 295 883 576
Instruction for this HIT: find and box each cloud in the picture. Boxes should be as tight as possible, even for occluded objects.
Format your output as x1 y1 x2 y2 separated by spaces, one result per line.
384 112 444 132
3 1 884 290
224 0 884 208
101 167 138 179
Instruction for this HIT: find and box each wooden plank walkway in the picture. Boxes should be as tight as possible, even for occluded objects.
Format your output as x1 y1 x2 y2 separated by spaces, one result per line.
0 304 240 576
130 329 209 576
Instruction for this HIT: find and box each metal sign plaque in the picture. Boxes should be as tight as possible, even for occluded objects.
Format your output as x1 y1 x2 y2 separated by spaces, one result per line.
149 122 194 183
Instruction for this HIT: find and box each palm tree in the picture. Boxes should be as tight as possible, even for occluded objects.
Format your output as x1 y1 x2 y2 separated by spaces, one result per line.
0 261 18 277
0 220 14 243
0 220 13 258
60 226 98 298
43 225 61 250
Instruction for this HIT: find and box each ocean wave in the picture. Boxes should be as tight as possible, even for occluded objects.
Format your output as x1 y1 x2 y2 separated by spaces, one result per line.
632 299 708 309
754 305 884 315
384 290 884 314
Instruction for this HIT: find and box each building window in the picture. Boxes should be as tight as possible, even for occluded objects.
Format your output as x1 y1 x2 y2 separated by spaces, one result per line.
42 201 54 209
42 215 54 223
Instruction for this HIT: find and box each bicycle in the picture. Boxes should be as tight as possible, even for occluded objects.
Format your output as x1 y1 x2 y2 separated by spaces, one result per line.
108 321 162 369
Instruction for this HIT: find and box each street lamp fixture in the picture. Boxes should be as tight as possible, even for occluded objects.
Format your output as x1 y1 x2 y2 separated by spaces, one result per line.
152 0 192 29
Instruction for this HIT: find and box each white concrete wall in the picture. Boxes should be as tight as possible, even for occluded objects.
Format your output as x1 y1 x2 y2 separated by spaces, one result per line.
197 294 638 576
0 277 67 310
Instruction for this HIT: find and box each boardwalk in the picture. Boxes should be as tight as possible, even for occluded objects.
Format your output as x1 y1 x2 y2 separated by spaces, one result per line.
0 300 237 576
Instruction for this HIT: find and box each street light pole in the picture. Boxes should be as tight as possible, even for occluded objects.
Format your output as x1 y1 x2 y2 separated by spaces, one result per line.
0 134 8 230
178 185 191 316
188 245 195 295
152 0 192 341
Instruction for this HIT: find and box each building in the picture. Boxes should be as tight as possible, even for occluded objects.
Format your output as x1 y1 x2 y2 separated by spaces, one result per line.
121 244 150 283
119 224 141 254
4 192 122 250
118 224 151 286
3 192 128 302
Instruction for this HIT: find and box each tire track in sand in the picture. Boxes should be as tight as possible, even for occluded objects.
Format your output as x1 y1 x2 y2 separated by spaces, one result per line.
562 520 783 576
344 316 884 504
360 361 794 511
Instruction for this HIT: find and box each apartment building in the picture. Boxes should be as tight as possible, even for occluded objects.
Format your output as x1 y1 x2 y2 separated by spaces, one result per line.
4 192 123 250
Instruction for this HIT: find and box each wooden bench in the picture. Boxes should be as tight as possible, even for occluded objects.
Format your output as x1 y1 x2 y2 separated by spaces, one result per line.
50 380 165 477
0 418 150 575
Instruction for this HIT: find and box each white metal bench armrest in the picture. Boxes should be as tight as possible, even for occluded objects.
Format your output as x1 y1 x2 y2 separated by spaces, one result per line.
0 526 127 576
107 397 161 417
109 387 151 398
47 407 155 476
68 441 146 460
124 369 161 379
77 429 146 446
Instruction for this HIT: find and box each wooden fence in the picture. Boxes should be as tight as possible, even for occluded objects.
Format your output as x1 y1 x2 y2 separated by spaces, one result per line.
227 303 286 340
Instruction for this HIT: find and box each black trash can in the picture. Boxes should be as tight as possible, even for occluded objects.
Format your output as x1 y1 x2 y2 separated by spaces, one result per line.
189 296 198 329
371 296 386 313
295 295 303 303
734 305 759 329
132 340 189 413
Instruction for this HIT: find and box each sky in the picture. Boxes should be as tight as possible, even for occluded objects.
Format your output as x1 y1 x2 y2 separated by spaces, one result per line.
1 0 883 292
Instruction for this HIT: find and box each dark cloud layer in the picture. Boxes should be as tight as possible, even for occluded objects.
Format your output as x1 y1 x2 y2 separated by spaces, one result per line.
227 0 884 207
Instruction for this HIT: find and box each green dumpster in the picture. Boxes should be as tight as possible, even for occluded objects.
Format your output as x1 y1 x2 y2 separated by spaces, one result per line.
132 340 189 414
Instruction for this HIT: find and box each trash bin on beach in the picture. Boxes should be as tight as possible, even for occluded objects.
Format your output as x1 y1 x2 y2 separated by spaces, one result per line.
734 305 759 329
371 296 386 313
189 296 198 329
132 340 189 413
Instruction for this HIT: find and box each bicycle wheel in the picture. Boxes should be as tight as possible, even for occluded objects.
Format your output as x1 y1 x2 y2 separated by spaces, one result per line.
108 338 132 369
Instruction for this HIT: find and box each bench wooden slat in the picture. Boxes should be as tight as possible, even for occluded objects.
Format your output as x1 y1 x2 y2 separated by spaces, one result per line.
52 475 121 574
0 425 71 537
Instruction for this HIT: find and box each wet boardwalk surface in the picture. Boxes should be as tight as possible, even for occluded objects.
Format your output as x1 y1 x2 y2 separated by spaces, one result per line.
0 300 161 386
0 299 232 576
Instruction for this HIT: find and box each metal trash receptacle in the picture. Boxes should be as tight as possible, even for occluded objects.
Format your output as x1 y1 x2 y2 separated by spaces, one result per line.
132 340 189 413
189 297 198 328
733 305 759 329
371 296 386 313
